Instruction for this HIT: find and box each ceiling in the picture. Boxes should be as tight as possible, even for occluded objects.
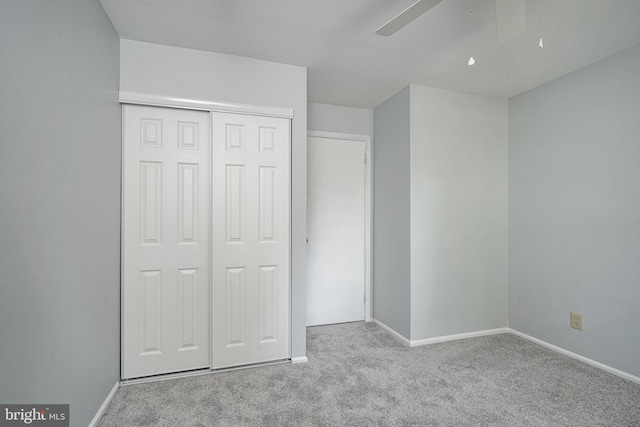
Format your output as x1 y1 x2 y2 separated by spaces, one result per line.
100 0 640 109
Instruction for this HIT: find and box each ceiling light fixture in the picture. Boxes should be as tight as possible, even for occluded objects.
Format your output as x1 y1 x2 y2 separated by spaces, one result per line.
468 0 475 65
539 0 544 48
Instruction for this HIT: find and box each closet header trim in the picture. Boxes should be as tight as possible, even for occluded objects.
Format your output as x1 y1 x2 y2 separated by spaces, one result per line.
119 91 294 119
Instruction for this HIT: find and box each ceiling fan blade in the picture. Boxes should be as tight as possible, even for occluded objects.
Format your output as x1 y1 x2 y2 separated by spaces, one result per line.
495 0 526 43
375 0 444 36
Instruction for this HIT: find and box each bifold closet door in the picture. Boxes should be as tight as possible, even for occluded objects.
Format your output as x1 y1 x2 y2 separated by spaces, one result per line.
122 105 210 379
211 112 291 369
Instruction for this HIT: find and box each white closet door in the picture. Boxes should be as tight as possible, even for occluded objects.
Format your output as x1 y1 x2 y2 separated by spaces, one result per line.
306 137 365 326
211 112 290 368
122 105 210 379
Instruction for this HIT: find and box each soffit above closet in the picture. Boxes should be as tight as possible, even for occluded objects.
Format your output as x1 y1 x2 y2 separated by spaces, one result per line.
100 0 640 109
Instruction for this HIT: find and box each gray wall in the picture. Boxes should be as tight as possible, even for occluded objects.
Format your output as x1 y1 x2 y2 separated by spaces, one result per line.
509 45 640 377
410 85 508 340
373 87 411 337
0 1 121 425
308 103 373 136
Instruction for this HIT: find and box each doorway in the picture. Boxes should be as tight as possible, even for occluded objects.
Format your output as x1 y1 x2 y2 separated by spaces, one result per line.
306 131 372 326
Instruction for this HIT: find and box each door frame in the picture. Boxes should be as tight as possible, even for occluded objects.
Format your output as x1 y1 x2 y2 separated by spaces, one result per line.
307 130 373 322
120 91 294 379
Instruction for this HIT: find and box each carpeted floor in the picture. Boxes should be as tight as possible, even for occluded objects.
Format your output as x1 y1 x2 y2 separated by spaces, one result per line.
98 322 640 426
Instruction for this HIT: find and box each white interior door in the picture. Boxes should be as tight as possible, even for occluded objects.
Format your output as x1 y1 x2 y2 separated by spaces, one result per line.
211 112 290 368
122 105 210 379
306 136 365 326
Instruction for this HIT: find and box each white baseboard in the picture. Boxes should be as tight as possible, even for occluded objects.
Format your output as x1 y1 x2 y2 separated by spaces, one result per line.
508 328 640 385
88 381 119 427
372 319 410 345
291 356 308 364
373 319 509 347
373 320 640 385
409 327 510 347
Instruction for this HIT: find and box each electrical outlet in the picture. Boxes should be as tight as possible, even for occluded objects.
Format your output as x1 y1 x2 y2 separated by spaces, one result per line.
570 312 583 331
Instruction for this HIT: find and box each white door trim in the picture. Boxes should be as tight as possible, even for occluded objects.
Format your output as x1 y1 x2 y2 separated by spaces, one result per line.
307 130 373 322
119 91 294 119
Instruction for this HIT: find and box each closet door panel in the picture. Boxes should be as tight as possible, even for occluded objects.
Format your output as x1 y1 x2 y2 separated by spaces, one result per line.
211 112 290 368
122 105 210 379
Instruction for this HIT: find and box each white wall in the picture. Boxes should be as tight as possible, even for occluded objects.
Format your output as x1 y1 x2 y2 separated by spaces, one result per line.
308 103 373 136
373 87 412 337
0 1 121 425
410 85 509 340
509 45 640 377
372 84 508 341
120 40 308 358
